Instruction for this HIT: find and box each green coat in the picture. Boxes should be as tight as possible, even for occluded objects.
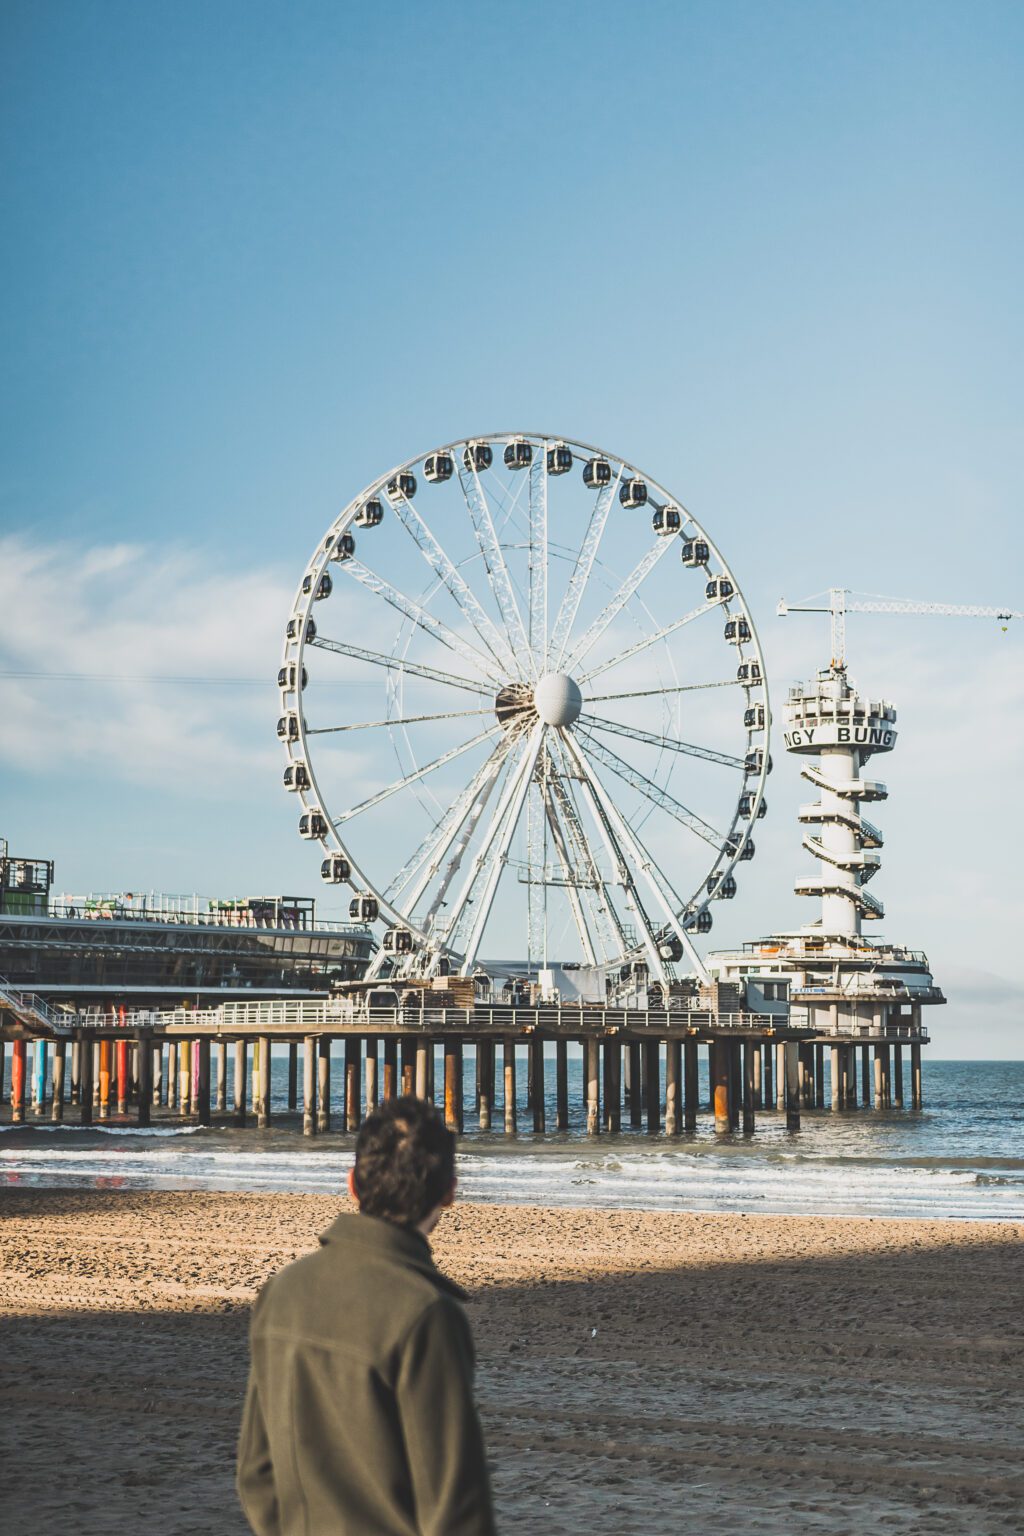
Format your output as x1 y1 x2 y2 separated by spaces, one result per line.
237 1211 496 1536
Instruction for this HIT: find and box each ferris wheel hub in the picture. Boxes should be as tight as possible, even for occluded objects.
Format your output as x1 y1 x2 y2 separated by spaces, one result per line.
533 673 583 727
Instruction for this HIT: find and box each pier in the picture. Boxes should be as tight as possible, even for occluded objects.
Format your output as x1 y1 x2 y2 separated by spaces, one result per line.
0 988 929 1136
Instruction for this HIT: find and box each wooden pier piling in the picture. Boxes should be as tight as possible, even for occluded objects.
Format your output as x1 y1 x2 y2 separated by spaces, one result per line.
50 1040 65 1122
98 1039 112 1120
713 1039 731 1132
752 1041 762 1109
763 1037 773 1109
628 1040 641 1128
873 1044 884 1110
233 1040 247 1126
415 1038 431 1104
477 1040 492 1128
383 1038 398 1103
503 1039 517 1133
530 1034 545 1133
861 1045 870 1108
195 1039 211 1126
115 1038 128 1114
366 1039 379 1111
585 1037 600 1135
444 1039 463 1132
645 1039 661 1133
742 1039 756 1134
665 1040 681 1135
303 1036 316 1136
78 1031 93 1124
604 1037 621 1133
136 1035 151 1127
401 1038 415 1098
893 1044 904 1108
317 1037 332 1132
555 1038 569 1130
831 1044 841 1108
257 1036 271 1127
344 1038 360 1131
287 1043 298 1111
683 1037 698 1130
775 1041 786 1112
911 1042 922 1109
33 1040 47 1115
785 1042 801 1131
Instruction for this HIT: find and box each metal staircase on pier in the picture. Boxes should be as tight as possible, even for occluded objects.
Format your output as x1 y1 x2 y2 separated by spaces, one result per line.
0 975 74 1035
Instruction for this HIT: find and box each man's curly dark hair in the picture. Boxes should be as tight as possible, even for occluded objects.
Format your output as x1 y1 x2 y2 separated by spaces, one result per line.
352 1095 456 1227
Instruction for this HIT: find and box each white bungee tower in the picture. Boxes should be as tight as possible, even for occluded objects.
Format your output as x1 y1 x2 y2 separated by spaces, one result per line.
784 668 895 934
708 603 944 1110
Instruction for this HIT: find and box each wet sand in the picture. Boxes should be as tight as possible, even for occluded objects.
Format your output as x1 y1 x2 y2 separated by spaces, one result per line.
1 1189 1021 1533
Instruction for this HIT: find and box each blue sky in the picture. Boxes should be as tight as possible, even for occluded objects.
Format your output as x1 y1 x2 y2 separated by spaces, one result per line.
1 0 1022 1055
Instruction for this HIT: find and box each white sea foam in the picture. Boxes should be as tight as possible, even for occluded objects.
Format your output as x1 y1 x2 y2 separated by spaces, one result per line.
2 1137 1022 1220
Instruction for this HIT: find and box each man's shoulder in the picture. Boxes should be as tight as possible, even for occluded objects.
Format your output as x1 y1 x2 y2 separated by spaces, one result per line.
251 1216 461 1344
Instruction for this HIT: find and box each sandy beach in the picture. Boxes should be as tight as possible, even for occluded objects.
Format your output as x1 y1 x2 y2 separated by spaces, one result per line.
1 1189 1021 1534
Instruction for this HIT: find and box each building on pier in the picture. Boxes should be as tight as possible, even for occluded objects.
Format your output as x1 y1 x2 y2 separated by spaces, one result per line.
707 660 944 1068
0 843 375 1009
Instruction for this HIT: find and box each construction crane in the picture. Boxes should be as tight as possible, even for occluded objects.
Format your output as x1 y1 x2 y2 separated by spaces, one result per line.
777 588 1023 671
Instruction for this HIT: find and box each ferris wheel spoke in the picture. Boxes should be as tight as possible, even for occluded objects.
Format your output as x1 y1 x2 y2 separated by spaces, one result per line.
558 731 668 984
576 599 725 686
579 712 745 770
545 733 629 963
407 740 514 930
563 731 710 983
332 723 501 825
338 559 504 683
308 637 493 698
308 705 492 735
563 539 676 673
456 462 531 666
385 738 512 905
528 453 548 671
574 728 725 851
547 467 622 670
588 678 739 702
388 490 520 676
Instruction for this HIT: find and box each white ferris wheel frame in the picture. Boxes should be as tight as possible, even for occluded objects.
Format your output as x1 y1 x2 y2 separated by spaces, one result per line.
278 431 771 986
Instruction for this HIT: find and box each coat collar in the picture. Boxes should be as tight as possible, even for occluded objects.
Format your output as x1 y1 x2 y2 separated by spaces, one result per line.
320 1211 467 1300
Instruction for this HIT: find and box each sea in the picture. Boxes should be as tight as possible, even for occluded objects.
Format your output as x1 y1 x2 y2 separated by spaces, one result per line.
2 1055 1022 1222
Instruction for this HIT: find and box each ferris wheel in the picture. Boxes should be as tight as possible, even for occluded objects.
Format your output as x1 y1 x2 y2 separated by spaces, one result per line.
278 432 770 990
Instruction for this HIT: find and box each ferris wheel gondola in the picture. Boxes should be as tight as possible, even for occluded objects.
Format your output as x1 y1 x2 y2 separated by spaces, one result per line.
279 432 770 987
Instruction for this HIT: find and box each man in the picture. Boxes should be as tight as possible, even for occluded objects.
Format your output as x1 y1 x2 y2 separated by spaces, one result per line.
237 1095 496 1535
